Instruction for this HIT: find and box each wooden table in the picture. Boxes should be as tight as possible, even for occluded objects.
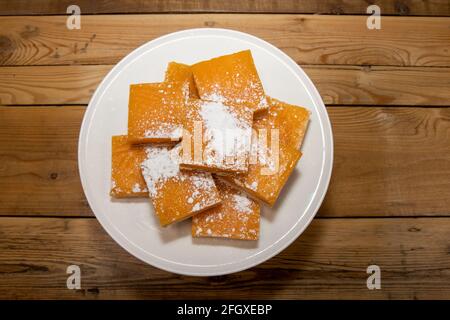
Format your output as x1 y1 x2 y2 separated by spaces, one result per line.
1 1 450 300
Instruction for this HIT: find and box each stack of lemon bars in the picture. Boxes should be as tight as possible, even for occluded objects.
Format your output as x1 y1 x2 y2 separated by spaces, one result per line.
110 50 310 241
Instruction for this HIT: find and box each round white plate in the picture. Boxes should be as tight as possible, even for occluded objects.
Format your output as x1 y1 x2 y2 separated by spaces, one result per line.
79 28 333 276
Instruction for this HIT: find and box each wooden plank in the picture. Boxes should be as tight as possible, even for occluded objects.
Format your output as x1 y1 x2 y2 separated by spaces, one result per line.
0 65 107 105
305 65 450 106
1 106 449 217
0 217 449 299
322 107 450 217
1 15 449 67
0 106 91 216
0 0 449 16
1 65 450 106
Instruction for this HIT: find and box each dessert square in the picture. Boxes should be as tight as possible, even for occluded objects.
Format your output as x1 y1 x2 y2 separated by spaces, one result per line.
192 179 260 240
221 140 301 207
264 97 310 149
220 98 309 206
141 144 221 227
191 50 268 113
180 99 253 174
127 81 188 144
164 62 199 98
110 135 148 198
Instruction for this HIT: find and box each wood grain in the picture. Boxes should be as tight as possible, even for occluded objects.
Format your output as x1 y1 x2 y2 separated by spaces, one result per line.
1 15 449 67
0 106 91 216
0 0 449 16
305 65 450 106
1 65 450 106
0 65 107 105
0 217 449 299
322 107 450 217
1 106 449 217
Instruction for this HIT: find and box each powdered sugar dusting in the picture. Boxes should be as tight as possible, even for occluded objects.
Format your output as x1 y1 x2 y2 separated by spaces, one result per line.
132 183 141 193
248 181 258 190
144 123 182 140
141 145 220 217
191 180 259 240
199 100 251 168
232 193 253 214
189 173 219 212
140 147 180 197
257 96 268 109
193 50 268 112
202 87 226 103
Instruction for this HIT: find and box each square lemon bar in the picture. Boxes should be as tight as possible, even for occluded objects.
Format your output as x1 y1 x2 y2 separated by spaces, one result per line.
165 62 199 99
110 135 148 198
141 144 221 226
220 98 309 206
191 50 268 113
180 99 253 174
192 179 260 240
128 81 188 144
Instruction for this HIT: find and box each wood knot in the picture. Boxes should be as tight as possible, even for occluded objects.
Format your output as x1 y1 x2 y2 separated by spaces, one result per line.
50 172 58 180
331 6 344 14
362 65 372 72
395 1 410 15
20 25 40 39
0 35 14 53
87 288 100 295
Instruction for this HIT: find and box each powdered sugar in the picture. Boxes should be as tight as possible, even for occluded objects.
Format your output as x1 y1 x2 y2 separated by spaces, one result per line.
140 146 180 197
132 183 142 193
232 193 253 214
203 91 226 103
199 100 252 168
257 96 268 109
141 145 220 215
144 123 182 140
195 226 203 236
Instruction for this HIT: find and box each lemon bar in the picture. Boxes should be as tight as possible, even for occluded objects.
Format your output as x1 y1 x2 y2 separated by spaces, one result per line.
263 97 310 149
165 62 199 98
141 144 221 226
128 81 188 144
110 135 148 198
192 179 260 240
180 99 253 174
220 98 309 206
191 50 268 113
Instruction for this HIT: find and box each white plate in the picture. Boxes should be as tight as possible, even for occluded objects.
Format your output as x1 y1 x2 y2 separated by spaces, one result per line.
78 28 333 276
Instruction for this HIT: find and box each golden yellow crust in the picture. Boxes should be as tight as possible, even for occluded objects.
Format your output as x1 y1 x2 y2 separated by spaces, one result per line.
141 145 222 227
127 82 188 144
264 97 310 149
179 99 253 174
220 149 301 207
191 50 268 113
220 98 308 206
164 62 199 99
192 179 260 240
110 135 148 198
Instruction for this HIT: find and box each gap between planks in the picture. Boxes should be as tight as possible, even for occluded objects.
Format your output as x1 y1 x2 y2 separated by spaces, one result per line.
1 64 450 106
1 14 449 67
0 106 449 218
0 216 449 299
0 0 449 16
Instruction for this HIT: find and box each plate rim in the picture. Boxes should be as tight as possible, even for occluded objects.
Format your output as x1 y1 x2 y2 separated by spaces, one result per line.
78 28 334 276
